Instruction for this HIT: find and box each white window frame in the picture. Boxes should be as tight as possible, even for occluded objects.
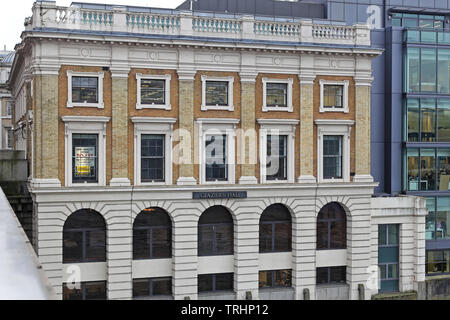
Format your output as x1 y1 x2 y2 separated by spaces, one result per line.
132 117 176 186
5 100 12 118
197 118 240 185
258 119 298 184
201 76 235 112
315 119 354 183
136 74 172 110
62 116 110 187
319 80 349 113
262 78 294 113
66 71 105 109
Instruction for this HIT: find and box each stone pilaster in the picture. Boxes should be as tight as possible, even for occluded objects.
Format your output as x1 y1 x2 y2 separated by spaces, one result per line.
32 73 61 188
177 71 197 185
110 72 131 186
354 80 373 183
238 73 258 184
298 75 316 183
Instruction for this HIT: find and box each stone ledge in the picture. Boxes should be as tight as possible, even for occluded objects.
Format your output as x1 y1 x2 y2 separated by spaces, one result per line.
371 291 417 300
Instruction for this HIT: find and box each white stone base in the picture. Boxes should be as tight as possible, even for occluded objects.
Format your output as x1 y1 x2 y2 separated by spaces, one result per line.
353 175 374 183
109 178 131 187
29 179 62 189
238 176 258 185
297 175 317 184
176 177 197 186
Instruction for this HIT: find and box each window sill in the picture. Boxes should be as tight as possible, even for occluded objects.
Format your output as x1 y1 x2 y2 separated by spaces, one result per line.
133 295 173 300
201 105 234 112
136 103 171 110
67 102 104 109
319 107 348 113
262 106 293 113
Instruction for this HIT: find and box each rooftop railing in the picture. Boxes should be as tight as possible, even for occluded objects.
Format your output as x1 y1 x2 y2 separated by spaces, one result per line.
28 1 371 47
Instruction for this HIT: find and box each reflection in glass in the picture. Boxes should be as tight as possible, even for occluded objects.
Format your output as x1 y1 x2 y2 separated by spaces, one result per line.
438 99 450 141
421 48 436 92
407 99 419 142
438 50 450 94
437 198 450 240
421 149 436 191
406 149 419 191
421 99 436 142
405 48 420 92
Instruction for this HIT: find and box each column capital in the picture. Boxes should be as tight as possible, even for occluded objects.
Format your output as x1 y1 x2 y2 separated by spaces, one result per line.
177 70 196 81
298 74 316 85
239 72 258 83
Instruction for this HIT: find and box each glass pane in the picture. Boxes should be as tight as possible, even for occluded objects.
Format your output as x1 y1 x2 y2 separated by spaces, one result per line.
379 247 399 264
438 50 450 94
198 274 213 292
421 48 436 92
316 221 329 249
266 83 287 106
274 269 292 287
133 229 150 259
316 268 329 284
403 19 418 28
63 283 82 300
323 136 342 179
388 264 398 279
421 149 436 191
330 267 346 283
141 135 165 182
438 32 450 45
259 271 273 288
72 77 98 103
215 224 233 255
274 223 291 252
407 149 419 191
152 278 172 296
152 227 171 258
323 85 343 108
63 231 83 263
421 99 436 142
437 198 450 240
205 81 228 106
133 279 150 298
85 230 106 262
438 150 450 191
379 265 387 280
266 135 287 180
141 79 165 105
259 223 273 253
205 135 227 181
72 134 98 183
425 198 436 240
407 99 419 142
215 273 233 291
427 250 450 274
421 30 436 43
330 220 346 249
388 225 399 245
198 226 214 256
406 30 419 42
405 48 420 92
84 282 107 300
378 225 387 246
438 99 450 141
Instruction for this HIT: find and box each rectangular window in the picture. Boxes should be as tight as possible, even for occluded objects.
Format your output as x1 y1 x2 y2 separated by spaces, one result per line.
266 83 288 107
72 77 99 104
140 79 165 105
6 101 12 117
438 49 450 94
425 197 436 241
266 135 287 181
323 85 343 109
436 197 450 240
259 270 292 288
316 267 346 285
421 48 437 92
205 134 227 182
205 81 228 106
378 224 399 293
405 48 420 92
421 149 436 191
198 224 233 256
6 129 13 149
323 135 343 179
406 148 419 191
63 281 107 300
132 277 172 298
406 98 419 142
438 150 450 191
198 273 233 293
426 250 450 275
141 134 165 183
72 134 98 183
421 99 436 142
438 99 450 142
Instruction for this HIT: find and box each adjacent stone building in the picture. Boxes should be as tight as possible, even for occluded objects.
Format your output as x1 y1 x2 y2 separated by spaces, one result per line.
7 1 428 300
0 49 14 150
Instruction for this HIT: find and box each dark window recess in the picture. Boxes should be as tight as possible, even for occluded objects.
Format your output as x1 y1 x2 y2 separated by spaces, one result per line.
259 269 292 288
198 206 233 256
141 79 165 105
133 207 172 260
323 85 343 108
133 277 172 298
72 76 98 103
205 81 228 106
198 273 233 293
266 83 288 107
427 250 450 275
317 202 346 250
259 204 292 253
378 224 400 293
63 209 106 264
316 267 346 285
63 281 107 300
205 135 227 181
141 134 165 182
266 135 287 181
323 135 343 179
72 134 98 183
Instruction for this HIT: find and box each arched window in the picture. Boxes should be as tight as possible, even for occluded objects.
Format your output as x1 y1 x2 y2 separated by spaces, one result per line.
63 209 106 263
198 206 233 256
259 204 292 253
133 207 172 260
317 202 347 250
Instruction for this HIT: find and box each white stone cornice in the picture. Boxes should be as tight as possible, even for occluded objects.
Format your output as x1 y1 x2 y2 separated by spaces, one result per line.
131 117 177 124
314 119 355 126
257 119 300 126
196 118 240 125
61 116 110 123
